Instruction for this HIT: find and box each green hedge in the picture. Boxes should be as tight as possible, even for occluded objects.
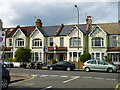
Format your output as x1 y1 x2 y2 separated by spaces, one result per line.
79 52 91 62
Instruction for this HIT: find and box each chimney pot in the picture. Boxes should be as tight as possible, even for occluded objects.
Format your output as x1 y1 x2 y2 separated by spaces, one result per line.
36 19 42 28
86 16 92 25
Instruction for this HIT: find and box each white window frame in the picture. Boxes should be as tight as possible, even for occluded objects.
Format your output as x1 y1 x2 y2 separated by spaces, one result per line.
112 35 117 47
49 38 53 47
15 38 24 47
60 37 64 47
9 38 12 46
70 37 81 47
32 38 42 47
92 37 104 47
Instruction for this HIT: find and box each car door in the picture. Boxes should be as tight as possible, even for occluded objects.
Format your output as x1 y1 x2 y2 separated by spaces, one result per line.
55 62 64 70
97 60 108 71
90 60 98 70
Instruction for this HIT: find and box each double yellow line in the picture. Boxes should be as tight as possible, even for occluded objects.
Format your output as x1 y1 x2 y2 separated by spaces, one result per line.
115 83 120 90
10 74 35 85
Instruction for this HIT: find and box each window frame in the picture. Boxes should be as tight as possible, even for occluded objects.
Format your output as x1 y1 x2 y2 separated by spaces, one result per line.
15 38 24 47
92 37 104 47
60 37 64 47
9 39 12 46
69 37 81 47
32 38 42 47
49 38 53 47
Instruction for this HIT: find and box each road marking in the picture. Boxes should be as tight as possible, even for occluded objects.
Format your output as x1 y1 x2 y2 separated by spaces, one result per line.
41 86 52 90
82 76 92 79
10 75 35 85
94 77 104 80
32 74 38 77
50 75 59 77
106 78 116 81
71 76 80 78
40 75 49 77
25 83 34 86
115 83 120 90
63 76 79 84
61 76 68 78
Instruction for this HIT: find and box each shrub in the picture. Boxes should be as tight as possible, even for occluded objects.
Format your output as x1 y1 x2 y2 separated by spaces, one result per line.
104 55 109 62
79 52 91 62
48 58 57 64
14 47 32 62
5 58 17 62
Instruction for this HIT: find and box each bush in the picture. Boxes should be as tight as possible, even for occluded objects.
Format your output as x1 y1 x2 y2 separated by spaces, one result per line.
14 47 32 62
79 52 91 62
5 58 17 62
48 58 57 64
104 55 109 62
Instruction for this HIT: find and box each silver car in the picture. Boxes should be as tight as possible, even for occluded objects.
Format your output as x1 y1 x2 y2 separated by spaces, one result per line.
83 59 117 73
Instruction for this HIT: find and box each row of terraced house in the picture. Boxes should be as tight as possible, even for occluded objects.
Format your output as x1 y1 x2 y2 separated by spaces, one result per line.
1 16 120 65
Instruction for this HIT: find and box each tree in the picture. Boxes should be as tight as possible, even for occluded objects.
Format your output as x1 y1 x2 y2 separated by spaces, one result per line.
79 52 91 62
14 47 32 62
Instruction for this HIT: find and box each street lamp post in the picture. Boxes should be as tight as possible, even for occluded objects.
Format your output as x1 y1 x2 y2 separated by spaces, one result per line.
75 5 80 70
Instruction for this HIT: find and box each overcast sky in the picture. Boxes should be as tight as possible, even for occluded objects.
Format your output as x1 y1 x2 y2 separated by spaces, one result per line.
0 0 120 28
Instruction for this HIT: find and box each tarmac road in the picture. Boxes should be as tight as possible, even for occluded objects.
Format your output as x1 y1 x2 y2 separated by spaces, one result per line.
7 68 120 90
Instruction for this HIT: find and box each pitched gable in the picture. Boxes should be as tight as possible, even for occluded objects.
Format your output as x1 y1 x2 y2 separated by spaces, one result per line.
89 25 107 37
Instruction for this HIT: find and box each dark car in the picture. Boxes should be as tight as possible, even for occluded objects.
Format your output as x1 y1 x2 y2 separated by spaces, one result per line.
2 65 10 89
48 61 75 71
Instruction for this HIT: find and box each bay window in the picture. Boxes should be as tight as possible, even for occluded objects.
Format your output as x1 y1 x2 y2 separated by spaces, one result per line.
32 38 42 47
92 37 104 47
70 37 81 47
15 38 24 47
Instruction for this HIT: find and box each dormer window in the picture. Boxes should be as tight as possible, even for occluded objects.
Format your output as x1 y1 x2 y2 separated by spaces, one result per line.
32 38 42 47
15 38 24 47
92 37 104 47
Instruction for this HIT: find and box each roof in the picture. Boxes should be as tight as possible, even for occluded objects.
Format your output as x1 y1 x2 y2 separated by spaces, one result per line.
96 23 120 35
40 26 59 36
3 22 119 37
3 26 36 37
20 26 36 36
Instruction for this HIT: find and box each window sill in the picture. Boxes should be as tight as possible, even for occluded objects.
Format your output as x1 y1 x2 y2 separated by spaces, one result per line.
32 47 43 49
69 46 82 48
15 46 24 48
91 46 105 48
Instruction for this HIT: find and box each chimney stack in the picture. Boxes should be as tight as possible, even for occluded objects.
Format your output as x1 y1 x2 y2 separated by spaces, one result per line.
36 19 42 28
86 16 92 25
0 19 3 30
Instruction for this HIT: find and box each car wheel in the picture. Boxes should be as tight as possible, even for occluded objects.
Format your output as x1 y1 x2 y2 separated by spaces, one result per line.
107 68 113 73
66 67 71 71
85 67 90 72
2 78 9 89
4 64 7 68
49 67 53 70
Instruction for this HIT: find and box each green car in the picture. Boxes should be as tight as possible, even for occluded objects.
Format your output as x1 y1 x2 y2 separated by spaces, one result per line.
83 59 117 73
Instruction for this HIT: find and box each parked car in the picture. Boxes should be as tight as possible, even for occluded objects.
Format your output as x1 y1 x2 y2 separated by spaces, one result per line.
2 65 11 89
83 59 117 73
48 61 75 71
4 61 14 68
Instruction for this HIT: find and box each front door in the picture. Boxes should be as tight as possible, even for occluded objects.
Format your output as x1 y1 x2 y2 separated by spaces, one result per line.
59 54 64 61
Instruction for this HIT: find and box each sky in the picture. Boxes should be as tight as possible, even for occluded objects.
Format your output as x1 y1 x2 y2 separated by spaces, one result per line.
0 0 120 28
